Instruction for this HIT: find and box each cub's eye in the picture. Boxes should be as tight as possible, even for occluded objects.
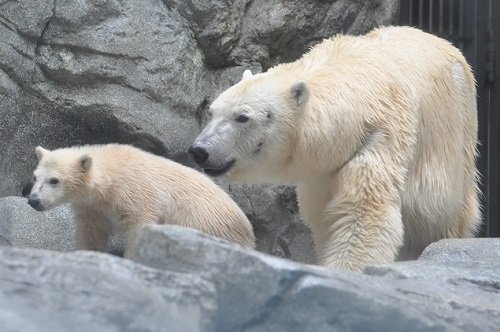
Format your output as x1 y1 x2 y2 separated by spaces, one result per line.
235 114 249 123
49 178 59 185
32 175 37 182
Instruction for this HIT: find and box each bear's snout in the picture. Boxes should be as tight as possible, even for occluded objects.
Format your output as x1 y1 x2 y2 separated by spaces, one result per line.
27 196 44 211
189 145 209 166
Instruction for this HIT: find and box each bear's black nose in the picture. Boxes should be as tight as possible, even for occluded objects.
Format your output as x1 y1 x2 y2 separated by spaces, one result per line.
28 198 40 209
189 146 209 166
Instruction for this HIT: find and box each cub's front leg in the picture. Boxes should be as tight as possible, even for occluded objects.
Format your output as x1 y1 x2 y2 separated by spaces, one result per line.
72 206 111 252
120 211 158 257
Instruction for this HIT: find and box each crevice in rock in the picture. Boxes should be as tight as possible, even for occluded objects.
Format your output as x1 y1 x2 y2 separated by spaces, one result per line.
277 236 291 258
237 271 309 331
54 104 171 158
9 44 34 60
0 15 16 33
0 62 24 88
31 0 57 85
394 287 434 299
449 278 500 294
194 97 209 129
37 63 159 102
242 188 257 222
42 42 150 63
34 0 56 57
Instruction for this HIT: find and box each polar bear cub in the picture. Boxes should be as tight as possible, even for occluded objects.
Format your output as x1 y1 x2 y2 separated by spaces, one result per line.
190 26 480 271
27 144 255 251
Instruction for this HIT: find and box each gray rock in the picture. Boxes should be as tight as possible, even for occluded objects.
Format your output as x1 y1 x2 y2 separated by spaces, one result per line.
0 0 398 264
0 196 124 254
0 196 74 251
168 0 399 69
128 224 500 332
224 183 316 264
0 246 217 332
419 238 500 262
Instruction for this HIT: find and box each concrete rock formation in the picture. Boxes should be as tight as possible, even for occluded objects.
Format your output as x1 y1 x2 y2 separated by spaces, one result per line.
0 0 398 263
2 2 497 330
0 225 498 332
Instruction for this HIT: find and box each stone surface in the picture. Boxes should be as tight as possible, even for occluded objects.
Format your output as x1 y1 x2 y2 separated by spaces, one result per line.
1 223 499 332
419 238 500 262
0 196 74 251
4 2 499 331
0 196 123 254
0 0 398 264
0 246 217 332
167 0 399 69
127 225 500 332
224 183 316 264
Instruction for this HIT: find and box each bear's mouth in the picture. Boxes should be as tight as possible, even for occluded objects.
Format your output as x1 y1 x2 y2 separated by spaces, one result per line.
203 159 236 177
27 199 46 212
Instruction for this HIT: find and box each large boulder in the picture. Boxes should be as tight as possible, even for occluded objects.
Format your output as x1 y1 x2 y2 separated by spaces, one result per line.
0 196 74 251
0 0 399 263
0 196 124 253
127 225 500 332
0 246 217 332
1 224 499 331
166 0 399 69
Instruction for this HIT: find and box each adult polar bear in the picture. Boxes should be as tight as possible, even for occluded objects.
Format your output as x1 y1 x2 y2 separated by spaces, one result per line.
190 26 481 271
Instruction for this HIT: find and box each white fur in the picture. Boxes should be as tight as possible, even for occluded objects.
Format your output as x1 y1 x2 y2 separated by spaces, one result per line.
28 144 255 251
193 26 481 271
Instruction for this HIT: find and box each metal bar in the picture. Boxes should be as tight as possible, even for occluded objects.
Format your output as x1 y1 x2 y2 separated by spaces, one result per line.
439 0 444 35
458 0 464 48
472 0 491 236
419 0 424 28
449 0 454 37
409 0 414 26
487 0 500 237
429 0 434 32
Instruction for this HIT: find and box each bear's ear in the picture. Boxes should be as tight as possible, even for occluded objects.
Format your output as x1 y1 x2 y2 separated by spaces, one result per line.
35 146 50 160
241 69 253 81
79 154 92 172
290 81 309 108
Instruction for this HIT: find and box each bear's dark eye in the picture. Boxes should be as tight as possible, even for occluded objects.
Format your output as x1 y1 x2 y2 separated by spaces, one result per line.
235 114 249 123
32 175 37 182
49 178 59 185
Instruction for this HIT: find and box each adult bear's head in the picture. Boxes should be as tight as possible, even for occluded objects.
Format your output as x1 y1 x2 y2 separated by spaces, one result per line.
190 69 309 183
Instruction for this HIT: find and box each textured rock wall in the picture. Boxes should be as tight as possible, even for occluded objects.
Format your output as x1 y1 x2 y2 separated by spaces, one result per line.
1 226 499 332
0 0 398 262
3 3 500 331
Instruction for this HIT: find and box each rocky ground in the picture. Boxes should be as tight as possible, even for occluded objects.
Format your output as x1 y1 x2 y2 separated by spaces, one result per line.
1 0 499 331
0 212 499 331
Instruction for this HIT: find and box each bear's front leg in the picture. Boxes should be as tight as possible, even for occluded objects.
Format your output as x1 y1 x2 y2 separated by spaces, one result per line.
73 207 111 252
320 153 407 271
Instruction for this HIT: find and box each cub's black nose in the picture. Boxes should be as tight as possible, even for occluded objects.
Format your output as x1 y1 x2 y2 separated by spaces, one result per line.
189 146 209 166
28 198 40 209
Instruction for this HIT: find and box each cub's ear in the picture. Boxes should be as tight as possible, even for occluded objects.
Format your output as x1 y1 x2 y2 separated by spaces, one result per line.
290 81 309 108
35 146 50 160
241 69 253 81
79 154 92 172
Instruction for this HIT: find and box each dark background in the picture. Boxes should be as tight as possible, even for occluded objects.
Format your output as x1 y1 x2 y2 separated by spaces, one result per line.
400 0 500 237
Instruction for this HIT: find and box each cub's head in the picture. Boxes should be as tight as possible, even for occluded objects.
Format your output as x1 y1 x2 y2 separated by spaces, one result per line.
27 146 92 211
189 69 309 182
